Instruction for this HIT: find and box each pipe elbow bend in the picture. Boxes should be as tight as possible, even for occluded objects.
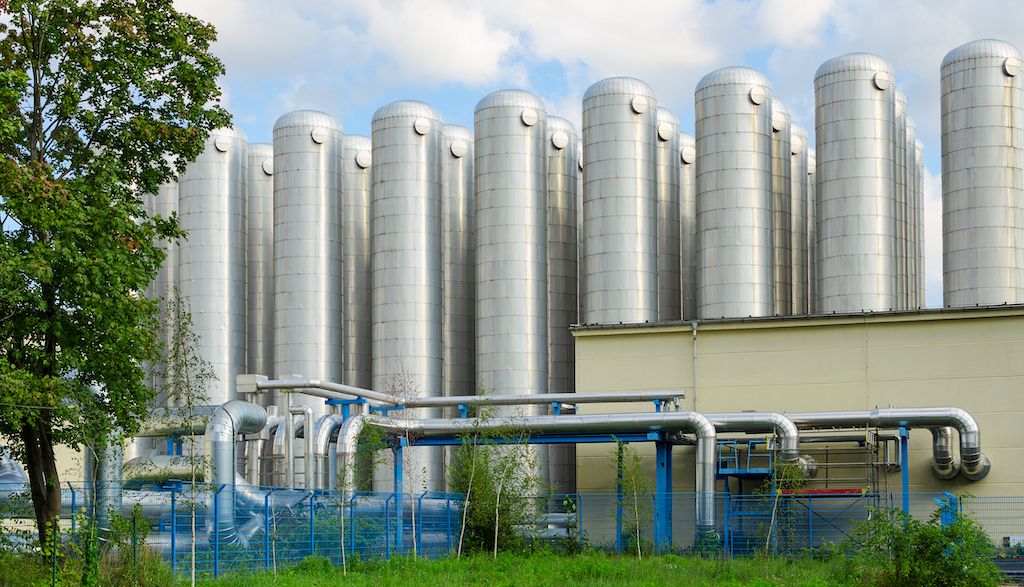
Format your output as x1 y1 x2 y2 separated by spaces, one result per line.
931 460 961 481
960 453 991 481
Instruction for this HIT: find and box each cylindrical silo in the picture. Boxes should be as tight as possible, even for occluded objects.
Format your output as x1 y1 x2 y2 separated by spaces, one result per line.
581 77 658 324
790 125 809 314
546 115 578 494
656 107 681 321
247 144 274 384
695 67 774 319
441 125 474 398
680 132 697 319
272 111 343 420
342 135 372 391
941 39 1024 307
371 101 444 492
894 89 908 310
474 90 548 398
178 127 248 405
915 139 925 305
904 117 918 308
771 99 793 315
807 148 817 311
814 53 897 313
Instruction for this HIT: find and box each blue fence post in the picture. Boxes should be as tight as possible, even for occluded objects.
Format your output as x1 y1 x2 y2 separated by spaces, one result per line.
263 489 273 569
446 498 453 553
213 484 223 577
654 439 673 552
348 493 358 559
385 495 392 560
899 426 910 514
171 488 177 579
69 486 76 534
724 495 731 557
616 443 624 553
393 445 404 552
808 496 814 551
416 492 425 557
309 493 316 558
576 493 584 551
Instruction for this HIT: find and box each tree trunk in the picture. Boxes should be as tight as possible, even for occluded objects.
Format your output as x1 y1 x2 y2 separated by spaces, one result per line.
21 422 61 545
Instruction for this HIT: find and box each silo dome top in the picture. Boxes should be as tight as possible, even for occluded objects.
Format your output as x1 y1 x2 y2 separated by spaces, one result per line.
272 110 341 133
815 53 893 80
942 39 1023 69
475 89 546 112
695 67 772 93
208 125 248 148
372 100 441 123
583 77 656 101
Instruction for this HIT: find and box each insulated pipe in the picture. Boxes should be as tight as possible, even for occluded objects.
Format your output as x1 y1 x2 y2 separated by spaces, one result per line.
123 455 199 483
286 405 315 488
83 434 122 530
930 427 960 480
253 375 684 408
204 400 268 545
134 405 220 437
314 414 344 490
705 412 801 463
785 408 990 481
337 412 717 530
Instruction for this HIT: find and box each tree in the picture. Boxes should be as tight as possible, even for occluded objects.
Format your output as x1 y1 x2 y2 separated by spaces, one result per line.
0 0 229 544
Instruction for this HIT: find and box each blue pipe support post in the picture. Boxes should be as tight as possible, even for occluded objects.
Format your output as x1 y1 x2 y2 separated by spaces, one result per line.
654 437 673 552
325 398 368 421
384 495 392 560
458 403 468 419
393 442 404 550
899 426 910 514
615 443 624 553
552 402 562 416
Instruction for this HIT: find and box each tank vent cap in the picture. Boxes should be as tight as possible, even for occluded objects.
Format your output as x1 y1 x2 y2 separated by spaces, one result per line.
630 96 649 114
413 117 431 135
748 86 766 105
355 150 372 169
261 158 274 176
681 145 696 164
521 108 538 126
873 71 892 90
310 127 328 144
1004 57 1020 77
551 130 569 149
657 123 674 142
214 135 232 152
449 140 468 158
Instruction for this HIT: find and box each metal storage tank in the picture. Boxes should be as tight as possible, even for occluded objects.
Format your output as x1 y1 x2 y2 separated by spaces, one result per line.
655 107 681 321
790 125 809 314
941 39 1024 307
581 77 658 324
371 101 444 491
915 139 925 305
247 144 274 383
814 53 898 313
680 132 697 319
695 67 774 319
342 135 373 390
807 148 817 311
272 110 344 419
904 117 918 308
894 89 908 309
546 116 578 494
474 89 548 404
441 125 474 398
178 127 248 405
771 99 793 315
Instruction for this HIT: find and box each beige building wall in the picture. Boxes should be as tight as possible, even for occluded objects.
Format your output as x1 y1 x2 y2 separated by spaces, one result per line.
573 307 1024 497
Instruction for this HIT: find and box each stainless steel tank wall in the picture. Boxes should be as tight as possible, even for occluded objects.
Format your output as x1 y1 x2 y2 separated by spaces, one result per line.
680 132 697 319
942 39 1024 307
904 116 919 308
342 135 373 391
371 101 444 491
915 139 925 304
807 148 817 311
771 99 793 315
247 144 274 388
272 110 344 417
790 125 809 314
178 127 248 405
546 116 578 495
695 67 774 319
814 53 897 313
441 125 475 398
656 107 682 321
581 77 659 324
894 90 908 309
474 90 548 408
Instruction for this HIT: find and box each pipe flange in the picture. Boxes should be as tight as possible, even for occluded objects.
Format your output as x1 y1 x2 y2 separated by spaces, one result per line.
961 454 991 481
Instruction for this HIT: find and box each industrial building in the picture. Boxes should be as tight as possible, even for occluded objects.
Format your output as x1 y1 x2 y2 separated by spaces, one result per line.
25 38 1024 554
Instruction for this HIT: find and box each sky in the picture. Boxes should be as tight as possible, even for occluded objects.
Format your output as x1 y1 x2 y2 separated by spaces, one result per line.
172 0 1024 309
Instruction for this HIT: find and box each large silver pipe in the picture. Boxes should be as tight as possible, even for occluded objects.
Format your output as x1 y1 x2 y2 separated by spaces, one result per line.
337 412 717 530
204 400 267 545
83 434 123 529
253 375 683 408
785 408 990 481
705 412 800 463
930 426 960 480
314 414 344 490
134 405 219 437
123 455 199 483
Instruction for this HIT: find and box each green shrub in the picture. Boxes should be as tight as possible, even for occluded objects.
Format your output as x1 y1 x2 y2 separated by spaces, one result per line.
836 506 1004 587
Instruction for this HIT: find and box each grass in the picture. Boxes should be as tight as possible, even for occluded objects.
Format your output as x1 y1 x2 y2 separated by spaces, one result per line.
198 552 849 587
